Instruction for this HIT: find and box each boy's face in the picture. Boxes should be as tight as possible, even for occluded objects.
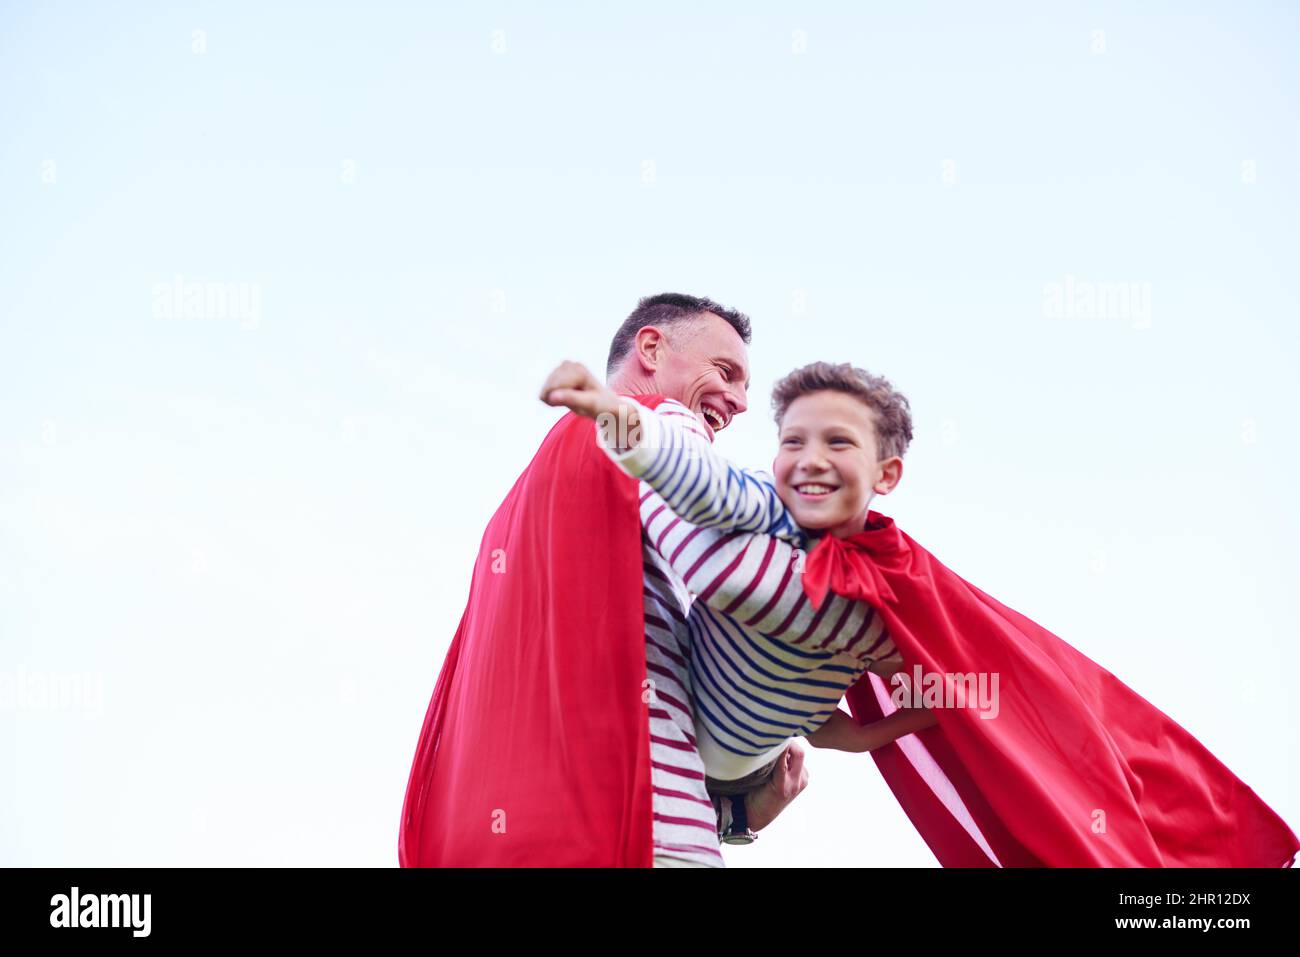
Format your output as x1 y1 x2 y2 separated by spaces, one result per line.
772 390 903 538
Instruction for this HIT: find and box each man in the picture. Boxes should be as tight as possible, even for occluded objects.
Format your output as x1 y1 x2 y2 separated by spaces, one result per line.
399 293 808 867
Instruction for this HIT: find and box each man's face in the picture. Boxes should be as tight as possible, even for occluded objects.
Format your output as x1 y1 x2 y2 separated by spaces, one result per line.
653 313 750 439
772 390 887 537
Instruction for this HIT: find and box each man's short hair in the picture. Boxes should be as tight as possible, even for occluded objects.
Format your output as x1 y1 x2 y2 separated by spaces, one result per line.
605 293 752 378
770 361 914 460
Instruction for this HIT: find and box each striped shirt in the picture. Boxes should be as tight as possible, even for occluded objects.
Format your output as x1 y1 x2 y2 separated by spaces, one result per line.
624 400 732 866
597 399 902 783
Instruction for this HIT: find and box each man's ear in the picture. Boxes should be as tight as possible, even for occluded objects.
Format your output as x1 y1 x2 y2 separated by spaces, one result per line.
873 456 904 495
632 326 666 376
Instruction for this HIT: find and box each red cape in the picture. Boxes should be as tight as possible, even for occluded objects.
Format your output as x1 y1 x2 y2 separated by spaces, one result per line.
805 511 1300 867
398 397 674 866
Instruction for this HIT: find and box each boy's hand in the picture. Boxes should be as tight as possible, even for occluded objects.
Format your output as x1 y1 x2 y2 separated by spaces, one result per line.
539 360 622 420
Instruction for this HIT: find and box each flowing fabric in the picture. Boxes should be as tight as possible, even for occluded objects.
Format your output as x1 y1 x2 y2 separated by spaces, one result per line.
398 397 674 866
803 511 1299 868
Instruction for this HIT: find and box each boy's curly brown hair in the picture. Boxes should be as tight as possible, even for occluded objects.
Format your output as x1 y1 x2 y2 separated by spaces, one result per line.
770 361 914 460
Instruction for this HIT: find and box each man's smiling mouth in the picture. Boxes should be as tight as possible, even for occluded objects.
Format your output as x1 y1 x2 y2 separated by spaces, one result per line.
699 404 728 432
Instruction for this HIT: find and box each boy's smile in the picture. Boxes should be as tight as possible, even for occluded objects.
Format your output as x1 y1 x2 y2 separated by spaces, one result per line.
773 390 903 538
792 480 840 500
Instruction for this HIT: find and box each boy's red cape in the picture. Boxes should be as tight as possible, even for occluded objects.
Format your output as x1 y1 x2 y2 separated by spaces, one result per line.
804 511 1300 867
397 397 672 867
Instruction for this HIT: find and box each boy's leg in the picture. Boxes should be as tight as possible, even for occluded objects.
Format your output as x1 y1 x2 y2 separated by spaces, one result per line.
704 754 782 796
694 716 791 787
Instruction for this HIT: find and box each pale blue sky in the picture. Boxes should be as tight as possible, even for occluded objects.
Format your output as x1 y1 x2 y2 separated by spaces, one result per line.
2 2 1297 866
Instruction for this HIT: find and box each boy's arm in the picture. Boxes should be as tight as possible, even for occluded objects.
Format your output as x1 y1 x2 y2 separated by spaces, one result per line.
637 493 894 661
599 396 799 539
538 359 796 538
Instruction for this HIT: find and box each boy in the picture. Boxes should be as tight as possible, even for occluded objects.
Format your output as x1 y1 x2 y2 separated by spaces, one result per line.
540 359 938 795
542 358 1300 867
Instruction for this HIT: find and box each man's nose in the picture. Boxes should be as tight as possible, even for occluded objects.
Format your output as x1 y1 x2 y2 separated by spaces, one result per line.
727 384 748 417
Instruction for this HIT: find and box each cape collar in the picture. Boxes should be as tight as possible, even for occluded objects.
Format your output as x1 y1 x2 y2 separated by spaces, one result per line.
802 510 904 610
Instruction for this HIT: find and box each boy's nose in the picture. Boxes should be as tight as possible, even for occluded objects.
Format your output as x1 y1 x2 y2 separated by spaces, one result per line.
798 451 830 472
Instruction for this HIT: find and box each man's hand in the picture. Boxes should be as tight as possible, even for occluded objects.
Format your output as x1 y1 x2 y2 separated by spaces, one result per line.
539 360 623 420
745 739 810 832
806 705 937 753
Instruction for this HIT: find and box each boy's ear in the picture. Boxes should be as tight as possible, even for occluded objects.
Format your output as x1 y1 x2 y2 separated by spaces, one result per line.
873 456 904 495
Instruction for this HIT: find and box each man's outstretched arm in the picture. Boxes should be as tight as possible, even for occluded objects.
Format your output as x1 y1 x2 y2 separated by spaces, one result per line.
806 705 938 753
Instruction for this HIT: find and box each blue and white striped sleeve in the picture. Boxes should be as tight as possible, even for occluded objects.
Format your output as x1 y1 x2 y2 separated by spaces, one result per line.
640 504 893 659
596 398 801 540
